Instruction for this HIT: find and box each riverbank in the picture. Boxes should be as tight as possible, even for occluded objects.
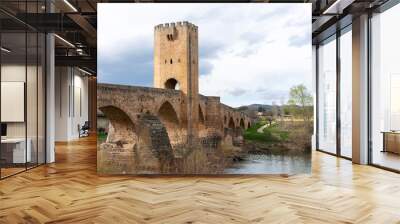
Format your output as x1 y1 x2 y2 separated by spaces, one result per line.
243 140 311 154
243 119 312 154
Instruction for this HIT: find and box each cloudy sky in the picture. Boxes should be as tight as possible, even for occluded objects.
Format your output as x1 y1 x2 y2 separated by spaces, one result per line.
98 3 312 107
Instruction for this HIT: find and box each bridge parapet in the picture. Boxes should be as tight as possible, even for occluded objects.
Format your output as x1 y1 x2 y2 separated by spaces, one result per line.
98 83 184 123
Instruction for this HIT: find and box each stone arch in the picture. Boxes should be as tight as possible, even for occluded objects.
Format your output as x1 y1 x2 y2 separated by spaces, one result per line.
157 101 184 152
223 116 234 137
98 105 137 145
247 122 251 129
228 117 235 129
158 101 180 127
164 78 180 90
97 106 138 174
240 118 245 130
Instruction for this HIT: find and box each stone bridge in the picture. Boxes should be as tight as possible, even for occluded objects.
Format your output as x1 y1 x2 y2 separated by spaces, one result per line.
97 84 251 171
98 83 251 150
97 21 253 174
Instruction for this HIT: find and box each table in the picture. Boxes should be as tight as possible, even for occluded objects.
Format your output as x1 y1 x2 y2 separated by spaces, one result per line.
1 138 31 164
381 131 400 154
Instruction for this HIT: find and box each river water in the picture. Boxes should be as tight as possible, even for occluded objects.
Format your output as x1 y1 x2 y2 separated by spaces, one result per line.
224 152 311 174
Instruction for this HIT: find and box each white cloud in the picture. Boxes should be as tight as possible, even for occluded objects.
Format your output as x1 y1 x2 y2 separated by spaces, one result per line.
98 3 312 107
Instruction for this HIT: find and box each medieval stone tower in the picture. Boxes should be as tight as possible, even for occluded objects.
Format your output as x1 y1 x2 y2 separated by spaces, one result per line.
153 21 199 144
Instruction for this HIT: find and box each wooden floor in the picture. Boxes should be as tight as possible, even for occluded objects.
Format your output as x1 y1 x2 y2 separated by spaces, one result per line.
1 136 400 223
373 151 400 171
1 167 26 178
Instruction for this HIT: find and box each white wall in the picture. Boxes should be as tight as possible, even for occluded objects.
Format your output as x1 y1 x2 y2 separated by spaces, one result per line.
1 65 41 137
55 67 69 141
1 63 47 164
55 67 89 141
1 65 26 138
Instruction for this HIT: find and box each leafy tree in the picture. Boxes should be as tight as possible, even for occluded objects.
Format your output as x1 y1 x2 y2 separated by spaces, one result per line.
287 84 313 123
282 105 291 116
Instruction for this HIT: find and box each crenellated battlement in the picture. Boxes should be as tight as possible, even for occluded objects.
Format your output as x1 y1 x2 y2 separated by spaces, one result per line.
155 21 198 31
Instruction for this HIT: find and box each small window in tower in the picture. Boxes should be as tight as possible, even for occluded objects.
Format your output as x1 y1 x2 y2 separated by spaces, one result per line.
165 59 167 64
170 59 173 64
178 59 181 63
166 34 174 41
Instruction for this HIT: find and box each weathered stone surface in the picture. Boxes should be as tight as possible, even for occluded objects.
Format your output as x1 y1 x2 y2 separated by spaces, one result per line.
98 142 135 174
134 114 176 174
97 21 252 174
98 84 251 141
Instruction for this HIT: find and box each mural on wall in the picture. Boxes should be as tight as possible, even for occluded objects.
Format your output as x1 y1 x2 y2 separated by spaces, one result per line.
97 3 313 174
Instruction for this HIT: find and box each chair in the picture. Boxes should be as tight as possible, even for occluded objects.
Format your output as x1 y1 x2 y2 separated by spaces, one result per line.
79 121 90 138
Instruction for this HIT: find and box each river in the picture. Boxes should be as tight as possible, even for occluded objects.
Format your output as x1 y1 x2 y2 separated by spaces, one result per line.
224 151 311 174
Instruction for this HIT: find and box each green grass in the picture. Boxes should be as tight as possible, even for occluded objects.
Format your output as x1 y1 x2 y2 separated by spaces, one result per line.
244 122 289 143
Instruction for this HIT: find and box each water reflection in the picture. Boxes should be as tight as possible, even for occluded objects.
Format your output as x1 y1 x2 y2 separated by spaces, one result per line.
224 151 311 174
